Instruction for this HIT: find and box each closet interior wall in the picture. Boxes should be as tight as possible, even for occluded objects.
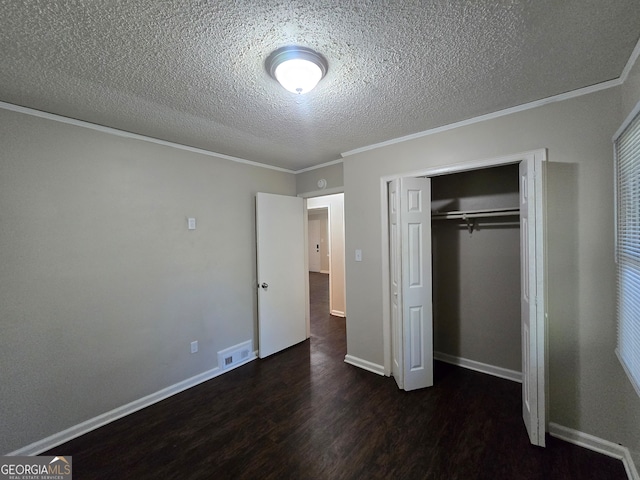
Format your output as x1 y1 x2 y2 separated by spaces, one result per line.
431 164 521 373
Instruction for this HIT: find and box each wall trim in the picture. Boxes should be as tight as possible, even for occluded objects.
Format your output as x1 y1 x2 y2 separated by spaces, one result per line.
297 186 344 198
341 79 621 158
344 355 385 376
620 35 640 84
434 351 522 383
295 158 343 174
549 423 639 480
614 98 640 142
0 101 294 174
7 354 257 456
330 309 345 317
4 35 639 175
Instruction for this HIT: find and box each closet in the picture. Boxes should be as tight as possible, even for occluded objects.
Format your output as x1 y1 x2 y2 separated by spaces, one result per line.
387 150 546 446
431 164 521 376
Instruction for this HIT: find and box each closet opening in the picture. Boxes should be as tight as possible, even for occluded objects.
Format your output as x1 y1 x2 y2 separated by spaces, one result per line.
431 164 522 382
380 149 546 447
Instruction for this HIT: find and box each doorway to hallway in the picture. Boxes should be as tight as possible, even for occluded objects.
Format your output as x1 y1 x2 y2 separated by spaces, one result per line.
309 271 346 354
306 193 346 318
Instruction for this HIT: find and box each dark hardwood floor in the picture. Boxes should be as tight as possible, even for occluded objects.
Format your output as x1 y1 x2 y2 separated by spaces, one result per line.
44 272 627 479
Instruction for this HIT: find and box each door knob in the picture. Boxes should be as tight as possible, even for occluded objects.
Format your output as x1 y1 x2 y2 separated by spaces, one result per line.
261 282 269 289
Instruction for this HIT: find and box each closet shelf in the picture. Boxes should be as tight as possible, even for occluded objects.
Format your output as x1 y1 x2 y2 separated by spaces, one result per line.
431 207 520 220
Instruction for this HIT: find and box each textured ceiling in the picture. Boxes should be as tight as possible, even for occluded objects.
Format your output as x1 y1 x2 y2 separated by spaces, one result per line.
1 1 639 171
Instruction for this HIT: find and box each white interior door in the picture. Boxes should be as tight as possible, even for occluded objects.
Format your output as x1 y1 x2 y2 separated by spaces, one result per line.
389 179 403 389
400 177 434 391
256 192 307 358
308 218 321 272
390 177 434 391
520 159 545 446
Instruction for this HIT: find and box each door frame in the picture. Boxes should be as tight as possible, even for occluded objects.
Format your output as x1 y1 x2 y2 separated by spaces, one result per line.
307 210 327 273
301 192 347 318
379 149 547 431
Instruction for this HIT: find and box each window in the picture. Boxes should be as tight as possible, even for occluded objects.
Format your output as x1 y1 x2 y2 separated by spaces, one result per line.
614 107 640 398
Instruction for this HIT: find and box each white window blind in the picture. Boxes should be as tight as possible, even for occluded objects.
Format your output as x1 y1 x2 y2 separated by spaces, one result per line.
615 109 640 398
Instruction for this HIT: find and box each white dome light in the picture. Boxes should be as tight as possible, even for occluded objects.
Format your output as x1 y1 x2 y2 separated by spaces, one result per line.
274 58 323 94
266 46 328 95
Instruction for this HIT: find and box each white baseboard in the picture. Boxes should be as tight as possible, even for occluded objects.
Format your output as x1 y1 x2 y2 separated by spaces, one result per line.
549 423 639 480
8 352 257 456
434 351 522 383
330 309 345 317
344 354 385 376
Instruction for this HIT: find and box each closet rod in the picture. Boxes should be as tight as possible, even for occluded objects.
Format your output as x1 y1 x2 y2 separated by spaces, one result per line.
431 207 519 220
451 220 520 228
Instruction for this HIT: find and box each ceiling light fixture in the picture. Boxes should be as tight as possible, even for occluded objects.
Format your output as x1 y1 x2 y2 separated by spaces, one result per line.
266 46 328 94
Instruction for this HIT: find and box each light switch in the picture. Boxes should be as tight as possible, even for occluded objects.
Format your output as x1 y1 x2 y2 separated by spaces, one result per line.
355 249 362 262
188 217 196 230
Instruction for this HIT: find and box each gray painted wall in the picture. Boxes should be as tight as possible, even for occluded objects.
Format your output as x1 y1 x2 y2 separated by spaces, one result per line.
296 162 343 195
343 86 640 460
432 165 521 372
0 108 295 454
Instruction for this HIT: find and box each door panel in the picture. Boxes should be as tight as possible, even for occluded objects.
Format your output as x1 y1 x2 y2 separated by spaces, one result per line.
520 159 545 446
256 192 307 358
409 306 424 369
400 177 433 391
389 179 403 388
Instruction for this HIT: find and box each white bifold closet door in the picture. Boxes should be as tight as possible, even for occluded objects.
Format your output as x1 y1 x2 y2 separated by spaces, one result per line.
520 159 545 447
389 177 434 391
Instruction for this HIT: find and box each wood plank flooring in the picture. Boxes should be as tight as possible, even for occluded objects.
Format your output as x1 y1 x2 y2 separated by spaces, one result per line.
44 272 627 479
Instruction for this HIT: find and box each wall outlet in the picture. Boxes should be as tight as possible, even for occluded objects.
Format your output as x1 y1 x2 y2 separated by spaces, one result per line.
190 341 198 353
188 217 196 230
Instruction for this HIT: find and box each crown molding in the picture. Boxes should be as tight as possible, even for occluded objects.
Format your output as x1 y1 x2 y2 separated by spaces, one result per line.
341 78 622 158
342 35 640 158
0 101 295 174
620 35 640 83
294 158 343 174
